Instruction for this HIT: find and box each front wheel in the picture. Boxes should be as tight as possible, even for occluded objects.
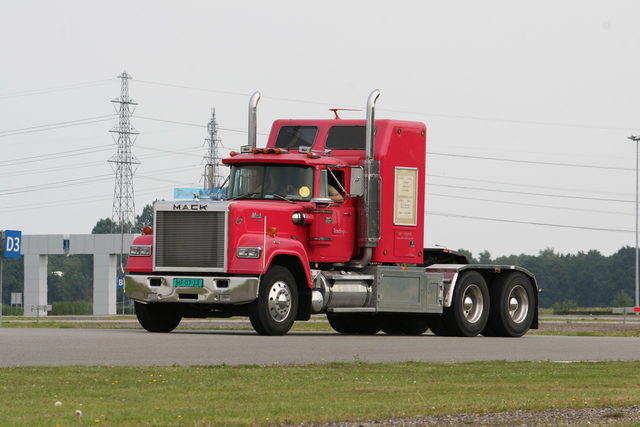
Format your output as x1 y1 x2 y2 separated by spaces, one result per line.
134 302 182 332
249 266 298 336
442 271 489 337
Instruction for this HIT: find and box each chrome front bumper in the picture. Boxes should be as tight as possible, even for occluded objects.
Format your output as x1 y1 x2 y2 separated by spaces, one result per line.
125 274 259 304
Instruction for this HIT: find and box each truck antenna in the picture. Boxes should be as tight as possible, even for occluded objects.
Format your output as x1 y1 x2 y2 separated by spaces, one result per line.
329 108 359 119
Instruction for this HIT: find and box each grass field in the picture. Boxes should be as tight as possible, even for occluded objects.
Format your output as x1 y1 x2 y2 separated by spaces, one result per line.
2 361 640 427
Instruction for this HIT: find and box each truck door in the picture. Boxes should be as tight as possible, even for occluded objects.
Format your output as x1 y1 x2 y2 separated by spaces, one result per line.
307 168 355 262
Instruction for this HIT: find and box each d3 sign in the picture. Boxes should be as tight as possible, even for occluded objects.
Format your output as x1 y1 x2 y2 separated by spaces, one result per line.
3 230 22 259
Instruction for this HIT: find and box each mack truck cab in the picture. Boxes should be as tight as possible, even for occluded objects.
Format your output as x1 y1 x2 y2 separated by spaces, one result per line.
125 90 539 337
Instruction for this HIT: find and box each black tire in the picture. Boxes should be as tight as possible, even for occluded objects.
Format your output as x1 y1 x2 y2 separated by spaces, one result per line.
134 302 182 333
380 314 404 335
400 314 429 335
442 271 489 337
485 272 536 337
347 313 381 335
249 266 298 336
381 314 429 335
426 314 454 336
327 313 354 334
480 321 500 337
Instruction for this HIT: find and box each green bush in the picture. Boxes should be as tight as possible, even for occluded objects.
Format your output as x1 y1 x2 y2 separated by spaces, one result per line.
1 304 26 316
50 301 93 315
552 300 613 315
611 290 634 307
552 300 578 314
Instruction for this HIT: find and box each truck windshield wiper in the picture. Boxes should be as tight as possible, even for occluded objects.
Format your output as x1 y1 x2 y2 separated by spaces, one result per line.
228 191 259 201
269 193 296 204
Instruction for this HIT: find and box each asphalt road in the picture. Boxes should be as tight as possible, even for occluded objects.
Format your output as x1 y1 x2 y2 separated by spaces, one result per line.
1 328 639 366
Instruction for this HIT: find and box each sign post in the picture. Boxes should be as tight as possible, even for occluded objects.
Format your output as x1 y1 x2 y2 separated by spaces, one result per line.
117 277 125 314
1 230 22 328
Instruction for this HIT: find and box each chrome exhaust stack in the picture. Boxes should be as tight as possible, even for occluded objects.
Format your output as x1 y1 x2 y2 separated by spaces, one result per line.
248 91 261 148
357 89 381 250
365 89 379 161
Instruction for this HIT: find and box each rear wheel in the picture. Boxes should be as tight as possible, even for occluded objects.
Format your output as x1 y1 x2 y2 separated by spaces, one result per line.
442 271 489 337
134 302 182 332
484 272 535 337
249 266 298 336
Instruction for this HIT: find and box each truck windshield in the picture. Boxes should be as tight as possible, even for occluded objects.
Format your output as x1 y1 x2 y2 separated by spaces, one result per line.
227 165 314 201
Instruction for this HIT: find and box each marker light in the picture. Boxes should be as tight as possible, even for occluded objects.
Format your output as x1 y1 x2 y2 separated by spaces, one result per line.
130 245 152 256
143 226 153 235
267 227 278 237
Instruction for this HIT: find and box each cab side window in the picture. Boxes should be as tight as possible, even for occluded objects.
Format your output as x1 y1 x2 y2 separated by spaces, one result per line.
320 169 345 201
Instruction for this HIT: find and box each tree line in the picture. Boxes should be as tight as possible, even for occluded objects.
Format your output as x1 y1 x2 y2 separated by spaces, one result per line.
1 202 637 309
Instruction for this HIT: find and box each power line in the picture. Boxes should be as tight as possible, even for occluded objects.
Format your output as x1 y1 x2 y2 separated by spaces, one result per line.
135 115 257 136
429 182 633 204
4 78 636 135
0 174 113 195
0 145 113 167
428 151 633 172
0 182 175 214
0 79 115 100
428 173 631 198
136 79 637 132
429 192 633 217
0 115 117 138
427 211 633 234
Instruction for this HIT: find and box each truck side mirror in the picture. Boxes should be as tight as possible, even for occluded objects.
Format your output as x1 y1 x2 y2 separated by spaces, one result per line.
310 197 334 206
349 167 364 196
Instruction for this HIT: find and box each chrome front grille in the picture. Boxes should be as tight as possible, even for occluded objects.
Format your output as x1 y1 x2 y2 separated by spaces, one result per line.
155 210 226 270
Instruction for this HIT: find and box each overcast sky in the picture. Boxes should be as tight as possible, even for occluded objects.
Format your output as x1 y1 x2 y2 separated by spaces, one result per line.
1 1 639 259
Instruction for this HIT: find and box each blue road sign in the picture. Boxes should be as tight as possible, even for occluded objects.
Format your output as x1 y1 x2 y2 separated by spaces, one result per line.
174 188 225 199
3 230 22 259
117 277 125 289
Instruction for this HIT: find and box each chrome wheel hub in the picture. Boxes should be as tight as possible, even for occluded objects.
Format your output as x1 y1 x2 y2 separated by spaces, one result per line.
508 285 529 324
462 284 484 324
268 281 292 322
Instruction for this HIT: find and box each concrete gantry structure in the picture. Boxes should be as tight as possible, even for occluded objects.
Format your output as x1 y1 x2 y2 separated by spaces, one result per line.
22 234 136 316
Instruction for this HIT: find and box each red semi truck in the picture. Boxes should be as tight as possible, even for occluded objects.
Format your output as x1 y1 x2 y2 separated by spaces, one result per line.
125 90 539 337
